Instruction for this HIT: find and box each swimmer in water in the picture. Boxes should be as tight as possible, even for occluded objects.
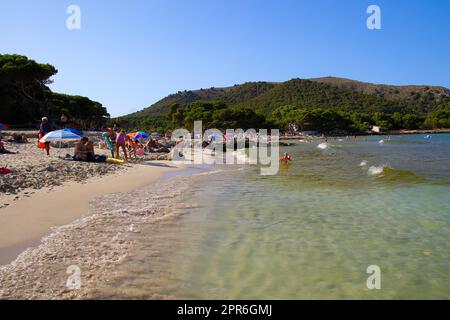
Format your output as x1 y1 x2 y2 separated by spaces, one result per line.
279 152 292 164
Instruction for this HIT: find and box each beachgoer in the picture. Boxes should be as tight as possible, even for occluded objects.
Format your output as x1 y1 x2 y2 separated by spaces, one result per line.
0 139 15 154
279 152 292 164
85 140 95 162
39 117 52 156
8 133 28 143
135 140 145 156
113 123 121 132
73 137 106 162
109 128 117 143
146 138 162 152
60 113 68 127
74 137 88 161
102 130 115 157
115 130 128 161
129 138 143 159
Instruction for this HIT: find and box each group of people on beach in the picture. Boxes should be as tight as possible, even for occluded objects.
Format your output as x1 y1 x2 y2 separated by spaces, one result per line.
101 125 170 162
72 137 106 162
102 126 129 161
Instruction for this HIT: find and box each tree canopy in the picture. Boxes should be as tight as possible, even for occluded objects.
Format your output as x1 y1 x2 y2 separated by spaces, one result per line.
0 54 109 129
119 78 449 133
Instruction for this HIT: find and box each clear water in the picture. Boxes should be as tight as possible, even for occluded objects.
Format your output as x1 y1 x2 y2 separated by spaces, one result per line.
92 134 450 299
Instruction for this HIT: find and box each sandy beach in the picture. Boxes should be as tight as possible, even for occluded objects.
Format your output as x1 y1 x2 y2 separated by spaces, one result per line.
0 140 189 299
0 140 126 206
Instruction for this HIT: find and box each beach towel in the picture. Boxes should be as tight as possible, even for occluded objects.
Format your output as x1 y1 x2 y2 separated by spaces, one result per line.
106 158 125 164
0 167 11 174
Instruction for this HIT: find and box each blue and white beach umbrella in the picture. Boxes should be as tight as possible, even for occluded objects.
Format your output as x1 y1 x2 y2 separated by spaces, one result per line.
64 128 84 137
39 128 82 142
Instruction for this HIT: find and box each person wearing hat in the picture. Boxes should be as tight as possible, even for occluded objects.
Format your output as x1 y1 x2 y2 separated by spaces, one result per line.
39 117 52 156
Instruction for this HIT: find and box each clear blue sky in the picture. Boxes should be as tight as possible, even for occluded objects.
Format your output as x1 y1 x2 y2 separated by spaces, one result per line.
1 0 449 117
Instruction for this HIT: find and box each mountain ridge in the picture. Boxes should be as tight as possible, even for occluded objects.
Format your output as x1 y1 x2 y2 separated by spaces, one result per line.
122 77 449 121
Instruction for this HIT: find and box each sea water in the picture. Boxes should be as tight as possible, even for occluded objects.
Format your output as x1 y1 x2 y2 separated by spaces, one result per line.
92 134 450 299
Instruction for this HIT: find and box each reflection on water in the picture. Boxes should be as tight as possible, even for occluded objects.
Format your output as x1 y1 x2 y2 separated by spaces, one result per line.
92 134 450 299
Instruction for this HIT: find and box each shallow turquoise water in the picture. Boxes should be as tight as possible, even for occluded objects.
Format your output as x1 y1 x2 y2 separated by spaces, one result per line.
95 134 450 299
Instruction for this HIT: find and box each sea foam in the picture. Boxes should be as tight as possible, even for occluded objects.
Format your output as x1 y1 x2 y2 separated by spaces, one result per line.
368 165 385 176
317 142 329 150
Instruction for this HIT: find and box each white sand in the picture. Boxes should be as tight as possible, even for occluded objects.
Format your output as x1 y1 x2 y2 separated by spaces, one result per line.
0 140 171 206
0 141 126 206
0 167 199 300
0 161 184 265
0 141 185 265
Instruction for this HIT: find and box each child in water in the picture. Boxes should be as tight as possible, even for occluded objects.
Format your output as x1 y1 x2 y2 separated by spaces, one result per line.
279 152 292 164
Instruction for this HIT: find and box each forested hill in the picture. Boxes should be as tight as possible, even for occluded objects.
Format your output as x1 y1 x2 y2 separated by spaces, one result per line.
123 77 450 121
129 82 278 117
0 54 110 129
310 77 450 105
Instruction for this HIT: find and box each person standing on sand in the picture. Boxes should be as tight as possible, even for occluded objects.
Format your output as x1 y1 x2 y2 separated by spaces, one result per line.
102 129 115 158
39 117 52 156
115 130 128 161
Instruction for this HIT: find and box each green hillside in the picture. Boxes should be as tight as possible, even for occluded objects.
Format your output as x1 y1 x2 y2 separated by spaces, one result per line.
118 77 450 133
310 77 450 105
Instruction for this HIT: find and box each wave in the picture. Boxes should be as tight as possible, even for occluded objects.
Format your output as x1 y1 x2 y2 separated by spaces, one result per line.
377 138 429 145
317 142 329 150
368 165 385 175
367 165 425 184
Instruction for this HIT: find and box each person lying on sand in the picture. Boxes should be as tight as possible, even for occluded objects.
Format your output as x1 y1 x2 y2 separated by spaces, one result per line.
7 133 28 143
0 138 16 154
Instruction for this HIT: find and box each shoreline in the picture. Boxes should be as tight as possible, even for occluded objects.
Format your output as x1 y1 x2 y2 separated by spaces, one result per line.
280 129 450 140
0 161 185 266
385 129 450 135
0 163 215 300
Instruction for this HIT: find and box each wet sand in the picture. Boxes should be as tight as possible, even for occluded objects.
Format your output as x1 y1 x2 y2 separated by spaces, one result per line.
0 161 184 265
0 164 202 300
